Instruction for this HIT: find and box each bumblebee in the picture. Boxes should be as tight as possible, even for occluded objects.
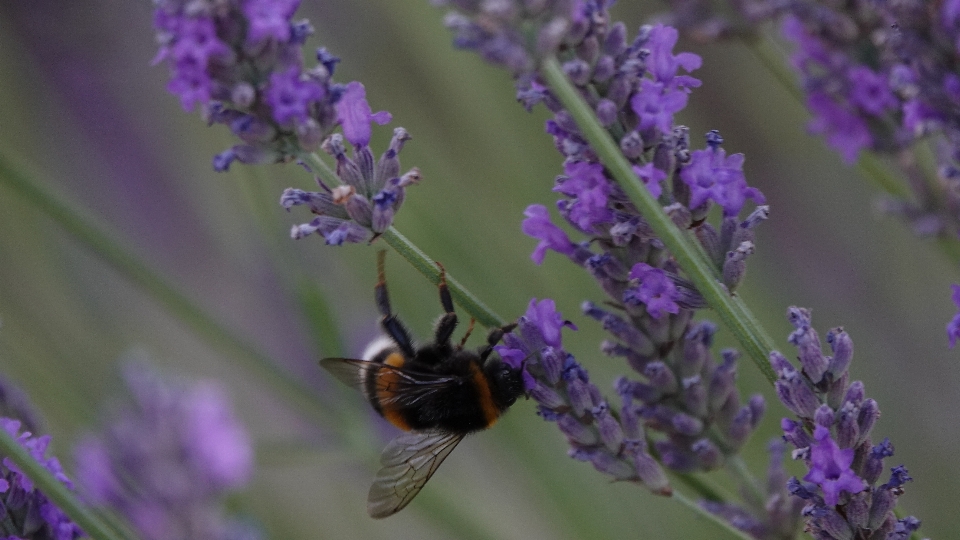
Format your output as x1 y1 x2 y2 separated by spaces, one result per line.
320 251 524 518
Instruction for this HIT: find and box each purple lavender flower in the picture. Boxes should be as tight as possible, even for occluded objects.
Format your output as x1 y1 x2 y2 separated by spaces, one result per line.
75 363 254 540
1 418 84 540
335 81 392 148
771 307 922 539
443 1 768 480
680 141 765 216
623 263 680 319
521 204 580 264
154 0 421 244
804 426 865 507
495 299 671 494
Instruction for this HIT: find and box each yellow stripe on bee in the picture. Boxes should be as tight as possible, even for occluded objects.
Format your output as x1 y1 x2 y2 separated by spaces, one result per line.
470 363 500 428
377 353 411 431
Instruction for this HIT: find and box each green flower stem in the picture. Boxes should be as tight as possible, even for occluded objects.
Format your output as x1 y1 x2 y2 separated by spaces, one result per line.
727 455 765 508
670 490 755 540
0 427 127 540
0 153 339 432
380 227 506 329
540 57 778 384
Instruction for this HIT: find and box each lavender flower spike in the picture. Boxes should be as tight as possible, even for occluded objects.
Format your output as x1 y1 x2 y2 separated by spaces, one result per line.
495 298 671 494
1 417 84 540
154 0 421 244
771 307 923 540
75 363 255 540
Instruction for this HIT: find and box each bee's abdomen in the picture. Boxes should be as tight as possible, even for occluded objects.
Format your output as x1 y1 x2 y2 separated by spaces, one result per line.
365 349 414 432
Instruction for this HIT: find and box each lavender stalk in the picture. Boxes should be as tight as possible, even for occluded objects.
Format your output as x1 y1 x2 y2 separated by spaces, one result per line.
540 57 778 382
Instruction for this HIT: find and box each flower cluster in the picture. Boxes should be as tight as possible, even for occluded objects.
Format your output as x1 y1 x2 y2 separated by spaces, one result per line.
770 308 920 540
0 418 84 540
75 364 255 540
496 299 671 493
700 440 804 540
153 0 420 244
442 0 769 480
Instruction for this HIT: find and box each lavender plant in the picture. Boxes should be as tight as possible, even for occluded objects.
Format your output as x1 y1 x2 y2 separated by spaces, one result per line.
0 0 947 538
771 308 920 540
656 0 960 347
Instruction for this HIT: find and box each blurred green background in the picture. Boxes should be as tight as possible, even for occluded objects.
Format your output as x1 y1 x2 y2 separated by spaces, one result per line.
0 1 956 538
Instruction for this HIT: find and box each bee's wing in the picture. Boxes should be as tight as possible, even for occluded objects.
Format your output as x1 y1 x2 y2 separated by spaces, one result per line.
320 357 461 406
319 357 370 392
367 430 465 518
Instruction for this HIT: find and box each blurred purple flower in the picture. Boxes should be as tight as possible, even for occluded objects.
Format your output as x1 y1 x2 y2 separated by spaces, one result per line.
75 363 254 540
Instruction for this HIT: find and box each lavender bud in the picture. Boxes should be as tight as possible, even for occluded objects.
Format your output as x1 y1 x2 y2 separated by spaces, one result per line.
620 131 644 159
563 58 592 86
788 311 829 384
814 404 835 428
722 241 754 291
593 403 624 452
868 487 897 530
695 223 723 267
842 380 865 407
643 361 678 393
530 381 566 410
818 507 854 540
781 418 812 449
708 350 737 413
863 439 894 486
630 444 671 494
835 402 860 449
595 98 619 127
588 450 635 480
825 370 850 410
768 350 793 373
778 366 822 419
845 491 870 530
540 346 564 384
593 55 616 82
557 414 598 445
826 327 853 378
856 399 880 443
671 412 704 436
692 438 722 469
681 375 708 417
567 378 596 417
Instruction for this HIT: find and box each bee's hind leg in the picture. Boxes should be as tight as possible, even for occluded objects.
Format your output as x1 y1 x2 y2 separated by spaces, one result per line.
433 261 459 347
375 250 416 357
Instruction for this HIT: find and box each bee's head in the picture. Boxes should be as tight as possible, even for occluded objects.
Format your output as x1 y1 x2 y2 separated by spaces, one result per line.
486 360 525 409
